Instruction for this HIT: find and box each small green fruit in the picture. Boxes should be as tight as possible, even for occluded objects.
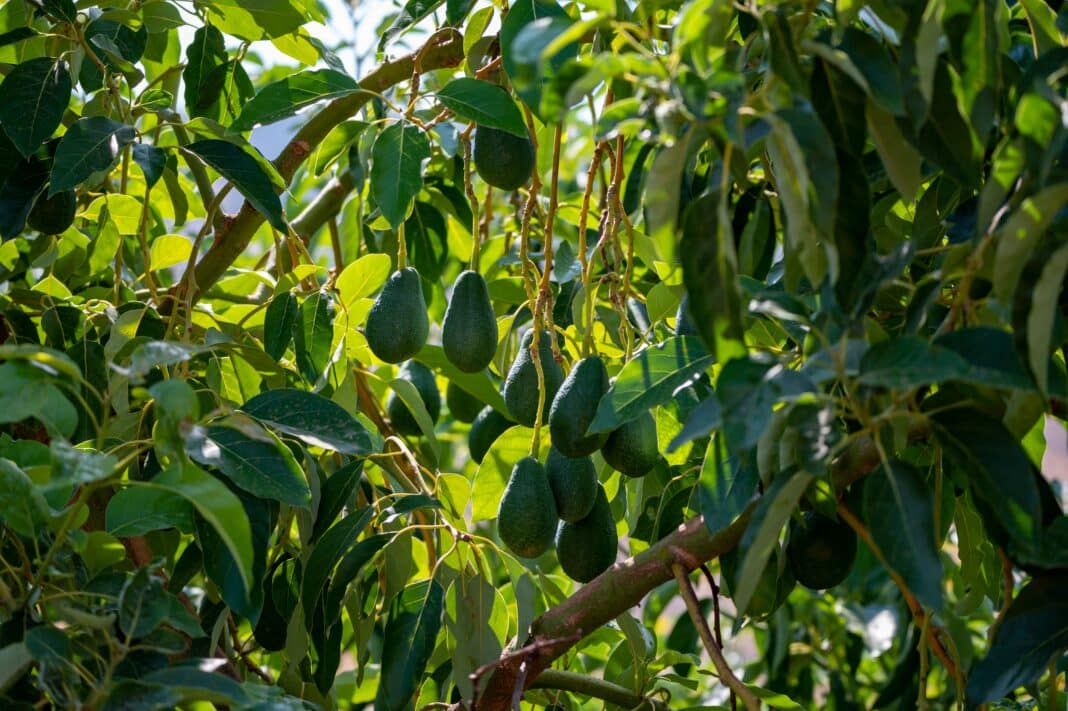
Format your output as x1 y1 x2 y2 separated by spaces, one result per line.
556 484 617 583
497 457 558 558
469 406 513 464
502 330 564 428
27 190 77 235
442 270 498 373
365 267 429 364
545 447 598 523
446 381 484 423
786 511 858 590
549 355 610 457
386 361 441 437
601 411 659 477
473 126 534 191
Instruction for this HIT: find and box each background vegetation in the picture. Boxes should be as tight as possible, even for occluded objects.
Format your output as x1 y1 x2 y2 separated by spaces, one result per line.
0 0 1066 709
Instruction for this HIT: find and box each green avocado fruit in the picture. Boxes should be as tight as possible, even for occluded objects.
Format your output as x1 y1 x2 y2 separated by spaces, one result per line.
473 126 535 191
502 330 564 428
545 447 598 523
548 355 610 458
386 360 441 437
497 456 558 558
365 267 429 364
720 544 796 619
27 190 77 235
469 406 513 464
446 381 484 423
442 270 499 373
601 411 659 477
556 484 617 583
786 511 858 590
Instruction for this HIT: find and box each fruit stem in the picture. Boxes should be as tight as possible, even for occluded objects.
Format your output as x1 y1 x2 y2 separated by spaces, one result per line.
397 220 408 270
461 124 482 272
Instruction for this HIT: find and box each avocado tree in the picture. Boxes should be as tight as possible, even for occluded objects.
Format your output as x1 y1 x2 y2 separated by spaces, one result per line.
0 0 1066 708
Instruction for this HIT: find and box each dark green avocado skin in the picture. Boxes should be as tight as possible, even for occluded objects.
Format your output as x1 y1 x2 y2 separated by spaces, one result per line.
446 381 484 423
545 447 598 523
549 355 610 457
497 456 558 559
556 484 616 583
365 267 429 364
469 406 513 464
502 331 564 428
473 126 535 191
601 410 659 478
442 270 498 373
786 511 858 590
386 360 441 436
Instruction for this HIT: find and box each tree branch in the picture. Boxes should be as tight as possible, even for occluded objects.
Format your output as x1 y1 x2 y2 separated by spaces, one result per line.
528 669 670 710
672 563 759 711
176 29 464 308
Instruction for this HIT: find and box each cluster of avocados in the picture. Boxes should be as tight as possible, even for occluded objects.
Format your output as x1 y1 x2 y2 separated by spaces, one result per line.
363 267 659 583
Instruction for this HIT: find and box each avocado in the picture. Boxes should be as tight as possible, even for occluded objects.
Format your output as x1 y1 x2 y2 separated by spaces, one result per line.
675 294 697 336
27 189 77 235
720 544 796 619
473 126 534 191
497 456 558 558
601 411 659 477
365 267 429 364
555 484 617 582
386 360 441 437
786 511 858 590
469 406 513 464
442 270 499 373
502 330 564 427
446 381 483 423
548 355 610 457
545 447 598 523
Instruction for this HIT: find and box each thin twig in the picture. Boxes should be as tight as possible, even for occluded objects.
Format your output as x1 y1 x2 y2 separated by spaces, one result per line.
671 564 759 711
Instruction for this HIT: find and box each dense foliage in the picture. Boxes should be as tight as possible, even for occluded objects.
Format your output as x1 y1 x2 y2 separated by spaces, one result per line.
0 0 1066 709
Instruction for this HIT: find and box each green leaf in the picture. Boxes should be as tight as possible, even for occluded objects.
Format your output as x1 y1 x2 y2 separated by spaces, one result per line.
444 575 505 699
301 506 372 630
0 458 50 536
185 423 311 507
293 291 335 384
700 445 758 535
389 376 440 461
132 144 167 188
203 0 308 41
311 460 363 542
933 409 1042 550
679 193 748 362
50 117 136 194
858 336 971 390
232 69 360 131
589 336 714 434
992 184 1068 306
143 464 254 593
499 0 576 119
106 486 194 536
337 253 392 310
241 388 371 456
717 358 815 453
0 57 71 157
100 680 180 711
184 139 287 231
734 471 813 615
375 579 444 711
380 0 445 48
263 291 297 360
1018 0 1064 55
119 568 169 638
370 121 431 228
966 571 1068 703
863 460 943 610
934 327 1036 391
0 642 32 693
142 668 248 707
182 25 227 118
310 119 368 176
471 425 535 520
1013 241 1068 394
668 395 722 452
437 78 528 137
414 344 508 415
